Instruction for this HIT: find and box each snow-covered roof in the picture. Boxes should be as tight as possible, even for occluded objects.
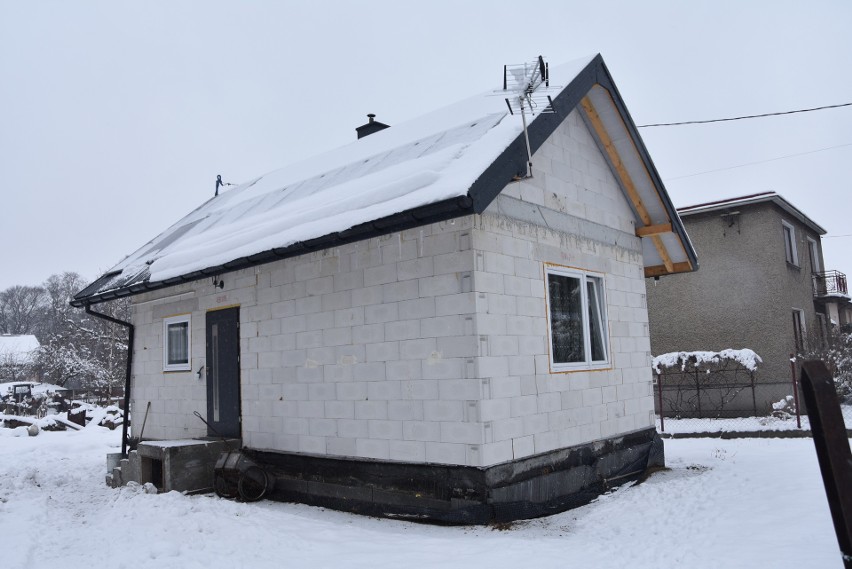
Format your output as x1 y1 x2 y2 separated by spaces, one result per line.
678 192 827 235
0 334 40 364
73 54 697 306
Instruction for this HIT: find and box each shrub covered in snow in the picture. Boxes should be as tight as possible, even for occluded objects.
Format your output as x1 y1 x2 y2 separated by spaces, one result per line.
652 349 762 375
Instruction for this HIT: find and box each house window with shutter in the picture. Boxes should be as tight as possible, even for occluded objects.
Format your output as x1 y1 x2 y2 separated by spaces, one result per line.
163 314 191 371
545 266 609 371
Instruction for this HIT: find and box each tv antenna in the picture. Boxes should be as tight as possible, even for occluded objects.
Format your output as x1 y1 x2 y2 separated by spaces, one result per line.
500 55 559 178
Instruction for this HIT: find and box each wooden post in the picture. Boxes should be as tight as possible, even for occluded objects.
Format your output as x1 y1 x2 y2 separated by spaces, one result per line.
799 360 852 568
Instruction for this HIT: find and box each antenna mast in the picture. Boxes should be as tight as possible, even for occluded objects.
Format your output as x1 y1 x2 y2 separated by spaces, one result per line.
500 55 558 178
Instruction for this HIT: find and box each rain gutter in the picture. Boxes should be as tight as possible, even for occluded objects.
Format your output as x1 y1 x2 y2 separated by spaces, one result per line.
84 304 135 458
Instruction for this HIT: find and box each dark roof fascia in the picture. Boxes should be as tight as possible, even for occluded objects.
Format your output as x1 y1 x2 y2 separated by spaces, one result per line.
71 194 474 307
468 56 602 213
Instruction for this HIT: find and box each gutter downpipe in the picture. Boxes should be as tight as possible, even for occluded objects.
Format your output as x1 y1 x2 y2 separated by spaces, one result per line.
85 304 135 458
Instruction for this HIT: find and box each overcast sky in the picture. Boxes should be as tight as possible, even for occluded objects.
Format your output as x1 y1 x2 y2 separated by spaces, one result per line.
1 0 850 292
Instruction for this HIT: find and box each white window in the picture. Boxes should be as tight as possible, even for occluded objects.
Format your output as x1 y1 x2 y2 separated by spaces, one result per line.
163 314 191 371
782 221 798 266
545 266 609 371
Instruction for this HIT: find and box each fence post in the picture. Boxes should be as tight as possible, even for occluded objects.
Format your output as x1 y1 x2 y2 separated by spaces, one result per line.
694 367 702 418
789 353 802 429
657 371 665 432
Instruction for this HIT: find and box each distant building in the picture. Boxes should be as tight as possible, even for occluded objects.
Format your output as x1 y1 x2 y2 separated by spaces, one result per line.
647 192 850 413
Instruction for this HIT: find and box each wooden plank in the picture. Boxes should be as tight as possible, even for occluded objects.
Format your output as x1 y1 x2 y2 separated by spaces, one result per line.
644 262 693 278
635 222 672 237
580 97 652 226
581 95 680 275
652 235 675 273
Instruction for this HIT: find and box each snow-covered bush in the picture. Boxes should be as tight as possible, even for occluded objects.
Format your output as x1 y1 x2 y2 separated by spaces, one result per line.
800 329 852 404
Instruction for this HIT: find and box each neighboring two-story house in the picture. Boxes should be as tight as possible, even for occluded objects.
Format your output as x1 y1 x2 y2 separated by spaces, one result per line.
647 192 849 414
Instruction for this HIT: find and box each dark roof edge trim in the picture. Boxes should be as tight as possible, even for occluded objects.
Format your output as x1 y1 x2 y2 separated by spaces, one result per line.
70 195 474 307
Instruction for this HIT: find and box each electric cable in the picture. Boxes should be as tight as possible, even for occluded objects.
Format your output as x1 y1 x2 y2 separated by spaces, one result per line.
638 102 852 128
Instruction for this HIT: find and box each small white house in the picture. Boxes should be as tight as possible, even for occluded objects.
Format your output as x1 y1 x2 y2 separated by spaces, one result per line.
73 54 697 523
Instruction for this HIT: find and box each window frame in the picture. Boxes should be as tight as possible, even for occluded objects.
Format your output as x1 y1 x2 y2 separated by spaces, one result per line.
782 221 798 266
806 236 821 274
163 314 192 372
545 265 610 372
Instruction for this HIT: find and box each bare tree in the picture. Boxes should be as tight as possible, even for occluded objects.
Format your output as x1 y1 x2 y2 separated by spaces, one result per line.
0 285 46 334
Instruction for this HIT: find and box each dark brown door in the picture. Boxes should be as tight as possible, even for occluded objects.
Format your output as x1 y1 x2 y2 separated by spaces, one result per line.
206 307 241 438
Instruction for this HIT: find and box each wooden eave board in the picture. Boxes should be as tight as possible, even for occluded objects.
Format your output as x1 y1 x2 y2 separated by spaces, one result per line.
581 85 693 275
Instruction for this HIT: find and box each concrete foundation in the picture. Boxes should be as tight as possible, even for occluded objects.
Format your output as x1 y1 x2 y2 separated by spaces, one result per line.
106 439 240 493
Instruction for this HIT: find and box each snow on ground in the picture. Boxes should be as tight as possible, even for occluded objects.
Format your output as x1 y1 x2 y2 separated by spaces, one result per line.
0 426 845 569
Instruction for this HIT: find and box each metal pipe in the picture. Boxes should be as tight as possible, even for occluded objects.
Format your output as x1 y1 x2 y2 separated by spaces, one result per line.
84 304 135 457
790 353 802 429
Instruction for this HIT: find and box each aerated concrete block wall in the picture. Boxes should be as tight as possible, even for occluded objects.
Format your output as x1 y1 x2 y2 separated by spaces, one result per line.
128 108 656 468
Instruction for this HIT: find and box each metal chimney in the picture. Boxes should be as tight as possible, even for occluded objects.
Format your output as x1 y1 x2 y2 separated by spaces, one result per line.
355 113 390 139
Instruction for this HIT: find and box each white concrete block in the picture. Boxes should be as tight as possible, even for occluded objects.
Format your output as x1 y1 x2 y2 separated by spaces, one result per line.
403 420 441 442
398 297 436 320
365 303 399 324
337 419 369 438
425 442 466 465
355 438 390 459
366 341 399 362
367 381 402 401
384 319 421 341
336 382 368 401
388 400 424 421
383 280 419 302
369 419 403 440
354 400 388 420
424 399 463 422
388 440 427 462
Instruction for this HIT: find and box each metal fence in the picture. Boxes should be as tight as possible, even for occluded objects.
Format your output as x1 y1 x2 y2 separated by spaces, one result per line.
654 362 852 435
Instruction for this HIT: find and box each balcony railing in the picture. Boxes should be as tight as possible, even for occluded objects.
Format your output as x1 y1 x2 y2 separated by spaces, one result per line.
813 270 849 298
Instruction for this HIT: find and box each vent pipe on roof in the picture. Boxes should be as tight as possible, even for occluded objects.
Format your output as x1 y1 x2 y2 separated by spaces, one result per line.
355 113 390 139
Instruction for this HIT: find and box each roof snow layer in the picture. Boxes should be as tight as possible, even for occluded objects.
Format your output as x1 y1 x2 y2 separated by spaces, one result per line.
73 54 695 306
0 335 40 363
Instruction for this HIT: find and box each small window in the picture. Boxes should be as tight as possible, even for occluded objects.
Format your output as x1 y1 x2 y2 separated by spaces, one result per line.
546 266 609 371
782 221 798 266
163 314 191 371
807 237 821 274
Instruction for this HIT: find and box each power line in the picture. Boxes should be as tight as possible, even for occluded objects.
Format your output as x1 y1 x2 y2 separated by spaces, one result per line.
823 234 852 239
664 142 852 181
638 102 852 128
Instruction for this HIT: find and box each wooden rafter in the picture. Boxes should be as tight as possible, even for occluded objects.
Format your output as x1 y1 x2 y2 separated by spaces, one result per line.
644 262 693 278
580 97 652 226
581 95 677 272
635 222 672 238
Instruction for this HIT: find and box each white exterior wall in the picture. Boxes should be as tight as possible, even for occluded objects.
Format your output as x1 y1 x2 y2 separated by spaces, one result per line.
129 109 654 468
472 110 655 466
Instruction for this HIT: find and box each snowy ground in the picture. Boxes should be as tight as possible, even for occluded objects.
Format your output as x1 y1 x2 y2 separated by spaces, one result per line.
0 425 846 569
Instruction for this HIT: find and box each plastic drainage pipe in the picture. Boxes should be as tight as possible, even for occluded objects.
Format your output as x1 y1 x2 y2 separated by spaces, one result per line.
84 304 135 457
